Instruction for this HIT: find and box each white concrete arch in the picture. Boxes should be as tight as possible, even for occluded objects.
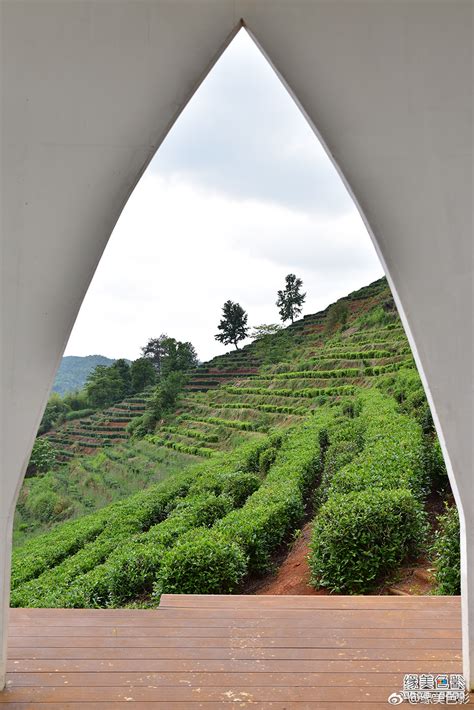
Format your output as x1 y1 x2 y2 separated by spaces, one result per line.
1 0 472 689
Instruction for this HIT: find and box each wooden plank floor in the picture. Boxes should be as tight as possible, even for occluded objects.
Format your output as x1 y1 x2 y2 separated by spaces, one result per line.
0 594 470 708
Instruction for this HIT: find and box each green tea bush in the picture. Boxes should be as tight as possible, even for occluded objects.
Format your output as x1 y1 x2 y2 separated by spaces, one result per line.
224 385 354 398
162 426 219 443
328 391 425 498
155 529 248 595
69 492 235 606
216 494 304 572
178 414 259 431
426 438 448 487
315 418 365 505
258 362 405 381
215 413 332 572
11 512 110 588
309 488 427 593
220 471 261 507
153 438 215 458
11 469 196 597
317 350 391 361
11 435 279 607
432 505 460 595
308 390 428 593
64 408 96 421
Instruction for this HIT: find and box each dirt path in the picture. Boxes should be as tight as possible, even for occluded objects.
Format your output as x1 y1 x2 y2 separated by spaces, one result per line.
251 522 329 595
250 521 437 597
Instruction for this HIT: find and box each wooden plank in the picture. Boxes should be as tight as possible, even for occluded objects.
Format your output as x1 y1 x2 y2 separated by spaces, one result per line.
7 624 461 638
0 684 451 702
7 634 462 648
159 593 461 608
7 608 462 626
3 671 430 687
6 646 462 661
3 659 463 673
10 596 460 617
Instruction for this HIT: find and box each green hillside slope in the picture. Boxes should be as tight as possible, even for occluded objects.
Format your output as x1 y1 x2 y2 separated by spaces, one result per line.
53 355 117 395
12 277 457 605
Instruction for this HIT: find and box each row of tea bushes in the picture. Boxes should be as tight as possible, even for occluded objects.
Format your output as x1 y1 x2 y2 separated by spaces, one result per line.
309 390 428 593
432 505 460 595
160 426 219 443
210 401 307 416
10 469 197 605
150 437 215 458
10 435 282 607
151 411 334 597
224 385 355 399
258 361 408 381
177 414 261 431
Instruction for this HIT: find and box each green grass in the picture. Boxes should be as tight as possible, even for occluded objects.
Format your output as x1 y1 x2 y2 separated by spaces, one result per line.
14 441 197 546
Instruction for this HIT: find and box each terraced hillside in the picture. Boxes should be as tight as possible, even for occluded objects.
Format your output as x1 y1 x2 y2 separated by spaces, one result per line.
46 393 152 460
149 277 412 456
47 277 406 460
13 276 456 606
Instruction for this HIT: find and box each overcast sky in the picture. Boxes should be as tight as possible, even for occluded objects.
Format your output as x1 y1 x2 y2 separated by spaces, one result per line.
65 30 383 363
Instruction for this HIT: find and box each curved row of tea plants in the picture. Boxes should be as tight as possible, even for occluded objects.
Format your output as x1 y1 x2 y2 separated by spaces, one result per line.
308 388 428 593
151 410 334 597
11 435 282 607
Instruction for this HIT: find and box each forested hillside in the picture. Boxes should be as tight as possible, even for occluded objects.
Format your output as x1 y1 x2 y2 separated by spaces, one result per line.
53 355 117 395
12 277 459 607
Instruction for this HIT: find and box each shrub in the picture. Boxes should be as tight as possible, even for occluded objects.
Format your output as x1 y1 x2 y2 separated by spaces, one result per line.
432 505 460 595
257 362 406 381
178 414 259 431
308 390 428 592
221 472 261 507
325 301 349 333
26 438 57 476
426 438 448 487
215 414 332 572
11 512 110 588
315 418 365 504
154 529 248 595
11 434 278 606
64 408 96 421
258 447 278 475
25 489 72 524
309 488 427 593
10 468 196 595
86 492 234 606
327 391 425 498
217 494 304 572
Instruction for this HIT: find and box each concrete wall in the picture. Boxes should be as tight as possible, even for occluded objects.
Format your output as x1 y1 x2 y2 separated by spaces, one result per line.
1 0 472 688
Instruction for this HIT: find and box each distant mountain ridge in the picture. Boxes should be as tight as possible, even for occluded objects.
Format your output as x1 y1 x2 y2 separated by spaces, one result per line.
53 355 117 395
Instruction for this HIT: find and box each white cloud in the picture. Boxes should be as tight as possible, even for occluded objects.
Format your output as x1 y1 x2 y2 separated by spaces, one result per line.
65 173 383 362
65 29 384 364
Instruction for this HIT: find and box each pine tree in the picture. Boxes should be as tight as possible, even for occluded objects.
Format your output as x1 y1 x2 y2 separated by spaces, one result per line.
215 300 249 350
276 274 306 323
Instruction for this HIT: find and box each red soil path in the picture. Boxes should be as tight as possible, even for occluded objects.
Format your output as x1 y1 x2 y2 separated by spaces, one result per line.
252 522 329 596
251 522 437 597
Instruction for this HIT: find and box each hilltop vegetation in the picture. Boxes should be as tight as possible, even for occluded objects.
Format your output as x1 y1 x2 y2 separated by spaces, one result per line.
13 276 459 603
52 355 116 396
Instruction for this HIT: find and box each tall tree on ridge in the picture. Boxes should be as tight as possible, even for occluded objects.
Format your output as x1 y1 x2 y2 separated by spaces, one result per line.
276 273 306 324
215 300 249 351
141 334 170 375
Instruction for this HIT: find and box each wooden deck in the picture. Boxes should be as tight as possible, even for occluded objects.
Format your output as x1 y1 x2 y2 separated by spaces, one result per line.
0 594 469 708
